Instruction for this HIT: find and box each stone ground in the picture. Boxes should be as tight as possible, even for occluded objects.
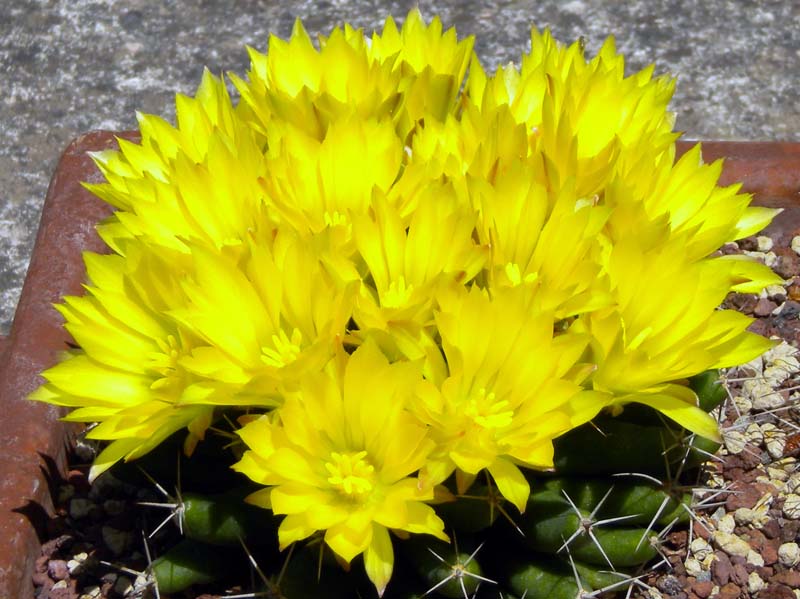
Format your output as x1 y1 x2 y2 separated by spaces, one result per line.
1 0 800 334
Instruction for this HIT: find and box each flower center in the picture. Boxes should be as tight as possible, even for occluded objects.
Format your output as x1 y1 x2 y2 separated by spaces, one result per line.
325 450 376 497
261 328 303 368
147 334 184 391
382 276 414 309
464 388 513 429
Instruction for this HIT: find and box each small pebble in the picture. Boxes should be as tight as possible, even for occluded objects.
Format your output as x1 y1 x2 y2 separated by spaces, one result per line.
692 580 713 598
113 576 133 596
732 395 753 414
753 298 778 316
101 526 133 556
744 422 764 445
73 438 97 463
690 537 713 560
684 556 704 577
754 298 778 317
51 580 69 590
103 499 126 516
723 430 747 454
47 559 68 581
69 498 94 520
769 466 790 482
747 549 765 567
67 552 89 575
56 484 75 504
78 587 101 599
718 513 736 534
714 531 752 557
792 235 800 256
749 571 767 594
783 494 800 519
762 423 787 460
758 236 774 252
778 542 800 567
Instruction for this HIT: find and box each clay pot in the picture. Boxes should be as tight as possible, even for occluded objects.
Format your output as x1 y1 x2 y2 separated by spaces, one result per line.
0 135 798 598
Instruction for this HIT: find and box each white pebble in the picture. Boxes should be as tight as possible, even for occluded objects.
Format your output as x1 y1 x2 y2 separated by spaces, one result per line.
757 236 774 252
747 549 765 567
764 252 778 268
723 429 747 454
714 531 752 557
761 423 787 459
646 588 664 599
766 283 787 297
744 379 785 410
733 395 753 414
748 571 767 594
734 507 754 525
745 423 764 445
792 235 800 256
52 580 68 590
67 551 89 575
788 473 800 494
783 494 800 519
690 537 712 560
778 542 800 567
718 513 736 534
684 556 704 577
768 466 790 482
79 587 101 599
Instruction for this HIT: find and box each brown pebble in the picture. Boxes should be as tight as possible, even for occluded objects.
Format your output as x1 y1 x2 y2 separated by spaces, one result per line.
47 581 77 599
31 571 52 588
713 551 733 586
760 583 796 599
35 554 49 573
763 539 780 566
727 292 757 313
692 580 713 599
717 582 741 599
774 570 800 588
780 520 800 543
762 518 782 539
754 298 779 316
739 237 758 251
47 559 69 581
731 562 749 586
693 520 712 540
757 566 775 579
773 247 800 278
787 283 800 302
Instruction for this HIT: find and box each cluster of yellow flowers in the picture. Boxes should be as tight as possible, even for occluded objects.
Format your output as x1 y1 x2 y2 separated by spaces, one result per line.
32 11 780 594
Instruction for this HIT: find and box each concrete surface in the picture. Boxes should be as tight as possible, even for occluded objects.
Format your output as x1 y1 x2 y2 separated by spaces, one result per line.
1 0 799 334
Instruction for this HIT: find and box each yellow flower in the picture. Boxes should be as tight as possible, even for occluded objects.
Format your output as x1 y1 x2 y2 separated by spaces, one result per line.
233 342 447 596
352 190 487 376
87 70 268 254
233 10 473 144
468 30 677 198
410 286 607 512
259 116 403 254
29 245 213 481
605 144 781 261
577 238 777 441
171 229 355 401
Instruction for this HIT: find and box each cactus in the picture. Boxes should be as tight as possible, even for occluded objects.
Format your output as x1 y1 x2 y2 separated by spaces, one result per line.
125 372 723 597
30 7 769 596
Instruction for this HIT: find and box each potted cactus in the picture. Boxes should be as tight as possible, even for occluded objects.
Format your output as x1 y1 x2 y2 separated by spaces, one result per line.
9 10 799 598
